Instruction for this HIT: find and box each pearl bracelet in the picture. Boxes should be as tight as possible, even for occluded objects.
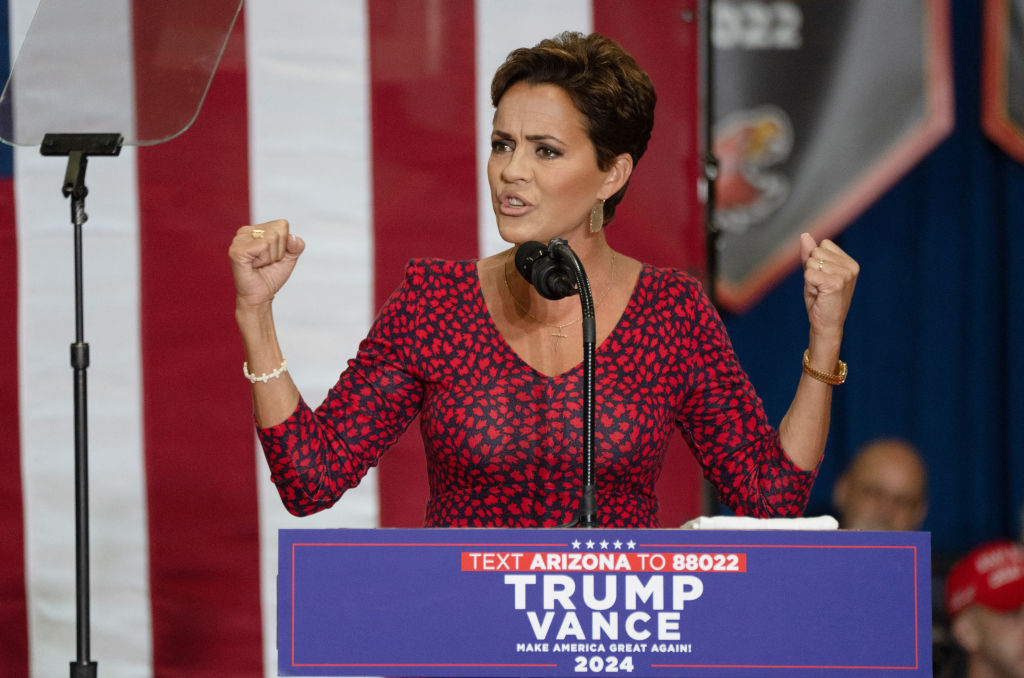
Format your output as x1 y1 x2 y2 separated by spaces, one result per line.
243 358 288 384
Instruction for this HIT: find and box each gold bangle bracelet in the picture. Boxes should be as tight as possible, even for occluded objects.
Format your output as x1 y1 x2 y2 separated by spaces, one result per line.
802 349 847 385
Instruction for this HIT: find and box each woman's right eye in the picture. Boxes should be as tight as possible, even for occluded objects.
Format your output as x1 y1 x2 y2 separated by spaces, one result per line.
491 140 512 153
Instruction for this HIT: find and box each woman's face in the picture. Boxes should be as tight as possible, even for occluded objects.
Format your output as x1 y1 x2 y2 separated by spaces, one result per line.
488 82 615 245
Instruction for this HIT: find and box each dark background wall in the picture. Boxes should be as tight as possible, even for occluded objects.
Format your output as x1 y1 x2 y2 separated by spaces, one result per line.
723 0 1024 560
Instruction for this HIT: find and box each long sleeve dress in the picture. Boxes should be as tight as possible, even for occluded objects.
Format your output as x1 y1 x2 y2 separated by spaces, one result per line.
256 258 817 527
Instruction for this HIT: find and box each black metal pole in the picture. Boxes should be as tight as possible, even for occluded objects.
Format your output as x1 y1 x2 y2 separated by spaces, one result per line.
514 239 598 527
697 2 723 519
548 240 598 528
700 0 720 306
69 161 96 678
41 133 122 678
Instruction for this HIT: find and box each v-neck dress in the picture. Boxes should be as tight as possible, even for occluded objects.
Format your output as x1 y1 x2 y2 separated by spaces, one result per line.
257 258 816 527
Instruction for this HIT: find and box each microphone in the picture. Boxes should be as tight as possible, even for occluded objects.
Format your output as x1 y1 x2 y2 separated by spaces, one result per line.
514 240 577 300
513 238 598 528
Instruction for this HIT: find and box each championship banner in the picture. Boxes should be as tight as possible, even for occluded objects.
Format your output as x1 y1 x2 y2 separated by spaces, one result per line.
982 0 1024 163
279 528 931 677
711 0 953 311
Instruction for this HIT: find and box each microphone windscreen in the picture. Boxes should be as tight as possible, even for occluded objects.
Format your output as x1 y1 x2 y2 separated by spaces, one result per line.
514 241 547 284
513 240 576 300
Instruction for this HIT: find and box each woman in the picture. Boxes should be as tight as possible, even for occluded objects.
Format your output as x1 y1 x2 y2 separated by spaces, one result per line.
229 32 858 527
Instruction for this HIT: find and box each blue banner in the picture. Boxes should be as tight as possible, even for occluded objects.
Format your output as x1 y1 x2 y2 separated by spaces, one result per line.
278 528 931 677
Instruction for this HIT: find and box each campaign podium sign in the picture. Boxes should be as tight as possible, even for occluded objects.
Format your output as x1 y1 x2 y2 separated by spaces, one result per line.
278 528 930 677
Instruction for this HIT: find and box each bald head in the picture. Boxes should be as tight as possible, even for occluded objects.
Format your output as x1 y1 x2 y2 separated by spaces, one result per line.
833 439 928 531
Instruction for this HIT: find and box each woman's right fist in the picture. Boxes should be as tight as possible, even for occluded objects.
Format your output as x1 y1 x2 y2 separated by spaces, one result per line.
228 219 306 309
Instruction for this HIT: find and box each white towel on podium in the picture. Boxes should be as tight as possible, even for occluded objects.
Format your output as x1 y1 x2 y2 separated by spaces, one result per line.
680 515 840 530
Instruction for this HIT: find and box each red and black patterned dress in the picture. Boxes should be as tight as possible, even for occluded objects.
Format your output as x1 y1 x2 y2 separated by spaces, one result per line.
257 259 817 527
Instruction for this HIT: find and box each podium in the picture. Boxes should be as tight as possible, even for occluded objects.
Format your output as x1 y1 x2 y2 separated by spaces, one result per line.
278 528 931 677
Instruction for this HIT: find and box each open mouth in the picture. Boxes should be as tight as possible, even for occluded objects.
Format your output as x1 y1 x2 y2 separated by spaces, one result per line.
500 193 532 212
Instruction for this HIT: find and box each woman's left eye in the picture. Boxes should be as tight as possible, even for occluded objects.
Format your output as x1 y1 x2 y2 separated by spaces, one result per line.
537 146 561 159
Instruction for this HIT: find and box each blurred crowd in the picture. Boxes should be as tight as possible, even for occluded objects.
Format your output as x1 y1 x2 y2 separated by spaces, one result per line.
830 438 1024 678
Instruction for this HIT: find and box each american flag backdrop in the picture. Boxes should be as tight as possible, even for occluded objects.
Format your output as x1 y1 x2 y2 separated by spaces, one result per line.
1 1 706 675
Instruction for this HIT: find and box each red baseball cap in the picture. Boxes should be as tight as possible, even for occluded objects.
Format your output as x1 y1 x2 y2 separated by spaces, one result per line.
945 540 1024 618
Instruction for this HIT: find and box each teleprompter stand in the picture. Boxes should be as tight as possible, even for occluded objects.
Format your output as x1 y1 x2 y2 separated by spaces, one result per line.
40 132 124 678
0 1 244 672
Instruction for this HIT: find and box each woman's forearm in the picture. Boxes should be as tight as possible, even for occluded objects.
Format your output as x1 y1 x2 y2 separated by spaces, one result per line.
778 333 843 471
237 301 300 427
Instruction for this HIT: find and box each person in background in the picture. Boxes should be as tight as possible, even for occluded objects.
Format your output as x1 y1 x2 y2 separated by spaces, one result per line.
942 540 1024 678
832 437 928 531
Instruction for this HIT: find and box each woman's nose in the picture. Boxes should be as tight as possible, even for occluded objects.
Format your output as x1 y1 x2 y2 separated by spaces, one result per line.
501 148 530 182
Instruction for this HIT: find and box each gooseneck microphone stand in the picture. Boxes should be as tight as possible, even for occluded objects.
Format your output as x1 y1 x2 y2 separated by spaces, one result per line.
40 132 124 678
515 238 598 527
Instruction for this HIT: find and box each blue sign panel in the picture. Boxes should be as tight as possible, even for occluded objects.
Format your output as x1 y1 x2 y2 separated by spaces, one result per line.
278 528 930 676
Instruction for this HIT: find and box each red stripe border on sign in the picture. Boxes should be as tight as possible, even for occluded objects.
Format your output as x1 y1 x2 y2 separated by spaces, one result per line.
286 540 921 671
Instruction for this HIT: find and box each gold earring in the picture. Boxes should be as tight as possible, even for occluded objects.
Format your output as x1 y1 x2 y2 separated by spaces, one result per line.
589 199 605 233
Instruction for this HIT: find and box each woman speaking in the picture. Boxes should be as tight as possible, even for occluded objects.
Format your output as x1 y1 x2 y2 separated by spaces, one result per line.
228 31 859 528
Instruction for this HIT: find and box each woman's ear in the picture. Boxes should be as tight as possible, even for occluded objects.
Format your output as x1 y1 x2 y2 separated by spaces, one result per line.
599 153 634 199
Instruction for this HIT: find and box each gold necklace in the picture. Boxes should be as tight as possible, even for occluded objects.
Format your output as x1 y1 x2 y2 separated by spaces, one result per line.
502 249 617 339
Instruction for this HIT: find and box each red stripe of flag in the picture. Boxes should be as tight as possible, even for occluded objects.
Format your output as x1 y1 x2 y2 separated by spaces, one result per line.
0 173 29 676
136 7 263 675
594 0 705 524
0 1 27 670
369 0 480 527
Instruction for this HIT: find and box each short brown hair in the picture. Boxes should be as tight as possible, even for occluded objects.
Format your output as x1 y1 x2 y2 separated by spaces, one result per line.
490 32 656 226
